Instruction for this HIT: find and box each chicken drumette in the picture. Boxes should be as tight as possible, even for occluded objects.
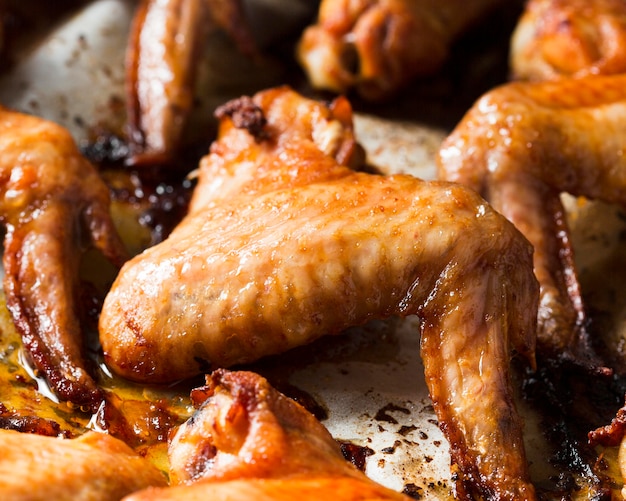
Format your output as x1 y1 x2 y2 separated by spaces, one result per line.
0 106 127 410
100 86 539 500
510 0 626 81
123 370 411 501
296 0 504 101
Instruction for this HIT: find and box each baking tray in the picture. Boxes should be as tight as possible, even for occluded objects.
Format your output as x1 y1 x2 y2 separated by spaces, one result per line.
1 1 625 499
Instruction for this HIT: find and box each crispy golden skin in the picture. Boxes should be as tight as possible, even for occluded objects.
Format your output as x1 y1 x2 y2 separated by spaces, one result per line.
125 0 255 166
510 0 626 81
437 73 626 372
123 370 414 500
0 429 166 500
296 0 503 100
126 478 410 501
0 107 127 410
101 86 539 499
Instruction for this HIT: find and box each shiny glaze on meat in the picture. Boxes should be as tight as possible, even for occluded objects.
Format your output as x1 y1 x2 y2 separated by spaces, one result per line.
0 106 127 410
297 0 503 100
511 0 626 81
0 429 166 500
438 73 626 372
100 86 539 500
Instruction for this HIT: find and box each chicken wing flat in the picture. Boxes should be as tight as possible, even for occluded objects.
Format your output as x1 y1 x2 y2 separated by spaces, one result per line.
0 429 166 500
123 369 410 501
510 0 626 81
437 73 626 372
296 0 503 101
0 106 128 410
100 86 539 499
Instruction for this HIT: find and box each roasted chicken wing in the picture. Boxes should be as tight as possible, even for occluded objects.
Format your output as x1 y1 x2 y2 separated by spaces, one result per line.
0 106 128 410
437 73 626 372
0 429 166 500
125 0 255 165
296 0 503 101
100 86 539 500
123 369 410 501
510 0 626 81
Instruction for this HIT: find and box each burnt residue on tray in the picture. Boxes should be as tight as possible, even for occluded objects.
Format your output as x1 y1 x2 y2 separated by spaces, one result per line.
267 379 329 423
340 441 375 472
375 403 411 425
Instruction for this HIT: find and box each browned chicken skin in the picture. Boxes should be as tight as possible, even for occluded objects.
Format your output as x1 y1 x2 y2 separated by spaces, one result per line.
0 106 128 410
0 429 166 500
125 0 255 166
510 0 626 81
123 370 411 501
296 0 503 100
100 86 539 500
437 73 626 372
509 1 626 485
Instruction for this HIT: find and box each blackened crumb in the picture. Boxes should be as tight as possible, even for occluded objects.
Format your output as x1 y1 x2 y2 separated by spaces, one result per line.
215 96 267 141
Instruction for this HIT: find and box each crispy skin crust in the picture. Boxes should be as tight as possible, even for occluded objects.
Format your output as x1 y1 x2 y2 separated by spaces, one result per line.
437 73 626 372
0 429 166 500
101 86 538 499
125 478 411 501
0 107 127 410
296 0 503 100
511 0 626 81
123 370 414 500
170 370 382 484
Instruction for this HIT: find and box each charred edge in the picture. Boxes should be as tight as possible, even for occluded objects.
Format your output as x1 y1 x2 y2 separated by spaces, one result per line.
214 96 268 141
520 361 621 496
437 422 490 501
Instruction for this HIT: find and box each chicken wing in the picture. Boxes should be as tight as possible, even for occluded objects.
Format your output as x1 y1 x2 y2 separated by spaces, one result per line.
296 0 503 101
125 0 255 166
0 106 128 410
437 73 626 372
510 0 626 81
123 369 411 501
100 86 539 500
0 429 166 500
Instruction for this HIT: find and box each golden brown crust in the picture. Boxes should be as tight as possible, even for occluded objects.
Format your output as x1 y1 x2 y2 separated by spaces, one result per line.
123 370 412 500
511 0 626 81
0 106 127 410
296 0 503 100
124 477 412 501
169 370 357 484
0 429 166 500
